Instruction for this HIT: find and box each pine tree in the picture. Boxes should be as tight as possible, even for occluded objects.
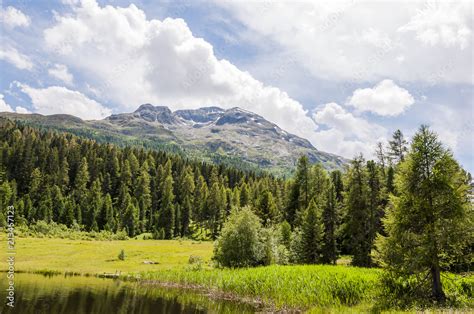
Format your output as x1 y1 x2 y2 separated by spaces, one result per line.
207 181 226 238
74 157 89 225
366 160 383 253
376 126 473 303
388 129 408 164
180 167 195 236
135 162 151 233
123 195 138 237
38 187 53 222
194 175 208 230
256 190 278 226
321 182 338 264
103 194 116 232
239 182 250 207
345 155 372 267
295 155 310 209
309 163 328 207
63 196 76 227
158 174 175 239
300 199 323 264
51 185 65 223
88 179 102 231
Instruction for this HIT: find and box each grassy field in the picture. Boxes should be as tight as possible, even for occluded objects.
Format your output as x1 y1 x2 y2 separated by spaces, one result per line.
0 235 213 274
1 236 472 312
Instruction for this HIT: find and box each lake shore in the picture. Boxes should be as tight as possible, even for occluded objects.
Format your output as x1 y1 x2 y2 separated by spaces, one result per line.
1 236 473 313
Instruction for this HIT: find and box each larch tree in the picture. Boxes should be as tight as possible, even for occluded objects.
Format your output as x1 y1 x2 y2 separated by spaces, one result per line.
388 129 408 164
376 125 473 303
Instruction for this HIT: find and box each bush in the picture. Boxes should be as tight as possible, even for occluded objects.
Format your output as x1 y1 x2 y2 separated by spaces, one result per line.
213 206 264 267
17 220 130 241
188 255 203 271
118 249 125 261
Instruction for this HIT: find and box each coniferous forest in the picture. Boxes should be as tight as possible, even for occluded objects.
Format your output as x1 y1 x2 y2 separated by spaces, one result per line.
0 118 472 309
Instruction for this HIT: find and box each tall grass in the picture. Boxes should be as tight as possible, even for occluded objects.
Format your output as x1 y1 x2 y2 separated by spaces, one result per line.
138 264 380 309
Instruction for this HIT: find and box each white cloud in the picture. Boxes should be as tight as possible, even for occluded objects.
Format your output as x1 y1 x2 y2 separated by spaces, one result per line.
311 102 387 158
14 106 30 114
398 1 471 49
0 94 14 112
0 6 30 29
215 0 472 84
0 46 34 70
348 79 415 116
42 0 318 142
48 64 74 85
0 94 30 113
17 83 111 120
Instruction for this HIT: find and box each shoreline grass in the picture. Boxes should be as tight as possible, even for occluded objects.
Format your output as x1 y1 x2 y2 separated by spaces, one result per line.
135 264 381 310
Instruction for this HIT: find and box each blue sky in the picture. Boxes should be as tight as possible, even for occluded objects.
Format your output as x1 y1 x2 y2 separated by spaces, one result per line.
0 0 473 172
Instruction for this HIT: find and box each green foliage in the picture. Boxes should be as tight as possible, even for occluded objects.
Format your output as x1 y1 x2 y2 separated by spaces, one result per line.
375 125 473 304
18 220 129 240
0 120 286 240
139 264 381 309
279 220 292 249
300 199 323 264
322 182 338 264
118 249 125 261
344 155 375 267
256 190 279 226
213 207 264 267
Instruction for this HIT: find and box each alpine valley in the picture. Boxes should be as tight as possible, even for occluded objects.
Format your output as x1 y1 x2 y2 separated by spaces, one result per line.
0 104 346 175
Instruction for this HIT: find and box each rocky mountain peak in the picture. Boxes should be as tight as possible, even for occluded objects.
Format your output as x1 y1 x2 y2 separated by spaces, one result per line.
133 104 175 124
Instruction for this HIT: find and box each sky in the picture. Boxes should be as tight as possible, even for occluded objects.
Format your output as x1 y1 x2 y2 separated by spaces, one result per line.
0 0 473 172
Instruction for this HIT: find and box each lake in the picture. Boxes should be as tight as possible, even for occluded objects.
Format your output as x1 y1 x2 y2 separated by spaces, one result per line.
0 273 257 313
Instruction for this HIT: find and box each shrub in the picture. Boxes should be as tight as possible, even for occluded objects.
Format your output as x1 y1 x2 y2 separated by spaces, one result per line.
188 255 203 271
213 206 264 267
118 249 125 261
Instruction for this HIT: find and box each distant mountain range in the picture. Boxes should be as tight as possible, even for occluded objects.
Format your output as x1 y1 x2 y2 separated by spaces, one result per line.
0 104 347 175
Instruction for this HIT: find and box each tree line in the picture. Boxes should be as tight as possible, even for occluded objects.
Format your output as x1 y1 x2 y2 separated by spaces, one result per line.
0 118 286 239
0 118 472 303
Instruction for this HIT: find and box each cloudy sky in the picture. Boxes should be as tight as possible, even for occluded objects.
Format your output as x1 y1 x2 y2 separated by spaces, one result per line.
0 0 472 172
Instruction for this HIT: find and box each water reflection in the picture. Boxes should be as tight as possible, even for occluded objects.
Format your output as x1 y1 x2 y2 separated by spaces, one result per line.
0 273 256 314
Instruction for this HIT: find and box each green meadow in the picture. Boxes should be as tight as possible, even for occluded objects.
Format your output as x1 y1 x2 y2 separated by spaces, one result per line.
0 235 213 274
1 235 472 312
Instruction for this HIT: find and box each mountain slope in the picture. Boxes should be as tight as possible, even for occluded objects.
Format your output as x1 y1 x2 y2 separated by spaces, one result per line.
0 105 347 175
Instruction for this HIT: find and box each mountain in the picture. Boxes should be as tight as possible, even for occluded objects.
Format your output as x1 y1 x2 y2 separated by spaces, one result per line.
0 105 347 175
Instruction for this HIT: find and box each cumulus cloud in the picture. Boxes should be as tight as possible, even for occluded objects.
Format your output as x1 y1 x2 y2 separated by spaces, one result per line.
0 94 30 113
17 83 111 120
14 106 30 114
42 0 318 142
0 46 33 70
48 64 74 85
311 103 387 158
0 94 14 112
398 1 472 49
0 6 30 28
348 80 415 116
215 0 472 84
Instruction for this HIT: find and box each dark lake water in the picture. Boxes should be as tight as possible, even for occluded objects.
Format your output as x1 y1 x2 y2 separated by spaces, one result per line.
0 273 256 314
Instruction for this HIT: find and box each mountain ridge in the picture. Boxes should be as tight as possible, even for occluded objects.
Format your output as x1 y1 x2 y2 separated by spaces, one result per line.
0 104 347 175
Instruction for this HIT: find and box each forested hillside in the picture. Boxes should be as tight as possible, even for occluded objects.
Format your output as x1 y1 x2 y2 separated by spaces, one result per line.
0 118 285 239
0 118 471 272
